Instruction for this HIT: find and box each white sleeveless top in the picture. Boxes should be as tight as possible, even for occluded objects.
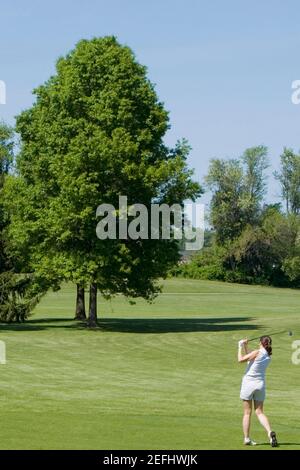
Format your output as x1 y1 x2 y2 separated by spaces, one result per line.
244 348 271 380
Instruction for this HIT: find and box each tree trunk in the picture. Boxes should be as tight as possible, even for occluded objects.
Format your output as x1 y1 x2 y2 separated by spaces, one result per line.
87 283 97 327
74 284 86 320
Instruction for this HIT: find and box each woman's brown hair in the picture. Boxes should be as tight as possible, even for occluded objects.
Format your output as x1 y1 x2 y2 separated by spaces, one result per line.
260 335 272 356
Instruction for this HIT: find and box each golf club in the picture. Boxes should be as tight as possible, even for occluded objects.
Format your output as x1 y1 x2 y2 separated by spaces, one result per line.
248 330 293 343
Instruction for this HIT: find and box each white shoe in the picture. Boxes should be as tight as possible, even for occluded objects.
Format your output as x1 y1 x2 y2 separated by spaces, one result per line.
244 438 257 446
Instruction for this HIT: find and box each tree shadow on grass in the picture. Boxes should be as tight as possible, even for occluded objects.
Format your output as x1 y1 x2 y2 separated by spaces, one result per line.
0 316 260 334
96 317 260 334
0 317 84 332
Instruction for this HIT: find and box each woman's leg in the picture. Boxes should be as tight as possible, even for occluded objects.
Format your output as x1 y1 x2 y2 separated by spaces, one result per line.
243 400 252 439
254 401 271 435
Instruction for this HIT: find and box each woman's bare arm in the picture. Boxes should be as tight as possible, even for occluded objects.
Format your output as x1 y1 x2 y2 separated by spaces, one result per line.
237 340 259 363
238 349 259 363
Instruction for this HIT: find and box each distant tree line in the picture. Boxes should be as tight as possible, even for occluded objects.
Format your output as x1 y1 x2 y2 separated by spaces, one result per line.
172 146 300 286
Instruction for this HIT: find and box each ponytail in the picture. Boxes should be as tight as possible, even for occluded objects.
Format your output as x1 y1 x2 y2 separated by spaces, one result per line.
260 336 272 356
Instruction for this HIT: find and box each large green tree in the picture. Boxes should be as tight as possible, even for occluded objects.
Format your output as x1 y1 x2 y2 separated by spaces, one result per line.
7 36 202 326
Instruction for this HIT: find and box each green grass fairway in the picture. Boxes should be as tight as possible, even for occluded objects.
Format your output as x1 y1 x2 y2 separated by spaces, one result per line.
0 279 300 450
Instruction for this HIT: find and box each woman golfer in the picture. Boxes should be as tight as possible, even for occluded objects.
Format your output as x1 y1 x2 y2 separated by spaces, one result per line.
238 336 278 447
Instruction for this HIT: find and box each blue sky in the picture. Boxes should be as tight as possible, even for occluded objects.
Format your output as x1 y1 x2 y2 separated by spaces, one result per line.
1 0 300 206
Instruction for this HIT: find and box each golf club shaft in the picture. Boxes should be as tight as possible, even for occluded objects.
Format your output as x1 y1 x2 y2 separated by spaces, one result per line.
248 330 288 342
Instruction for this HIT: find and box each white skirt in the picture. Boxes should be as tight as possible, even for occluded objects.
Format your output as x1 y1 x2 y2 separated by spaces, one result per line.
240 376 266 402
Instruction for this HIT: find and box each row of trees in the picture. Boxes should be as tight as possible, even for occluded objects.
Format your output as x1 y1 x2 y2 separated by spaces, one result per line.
0 36 201 324
173 146 300 286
